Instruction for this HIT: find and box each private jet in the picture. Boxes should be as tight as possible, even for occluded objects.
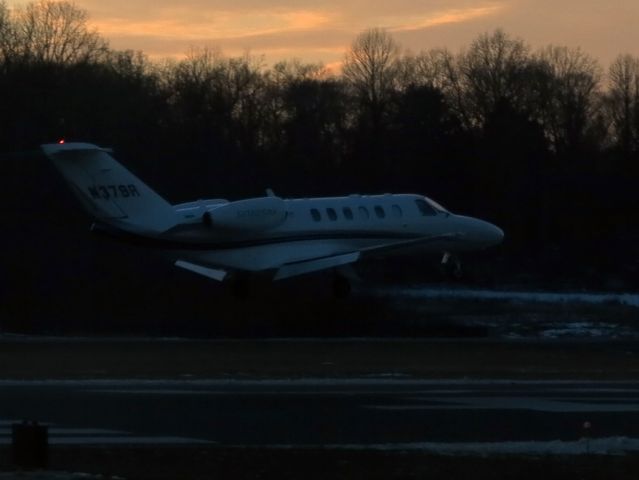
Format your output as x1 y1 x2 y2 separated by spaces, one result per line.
42 142 503 296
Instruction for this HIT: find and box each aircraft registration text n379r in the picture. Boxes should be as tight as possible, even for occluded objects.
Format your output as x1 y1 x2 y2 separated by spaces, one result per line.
41 142 503 294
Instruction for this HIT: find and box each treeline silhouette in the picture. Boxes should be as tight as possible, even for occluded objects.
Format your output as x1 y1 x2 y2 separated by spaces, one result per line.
1 1 638 332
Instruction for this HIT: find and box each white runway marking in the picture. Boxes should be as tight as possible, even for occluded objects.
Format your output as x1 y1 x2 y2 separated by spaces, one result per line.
2 378 639 387
0 421 20 427
87 388 473 396
0 419 212 445
369 396 639 413
0 428 125 436
47 437 213 445
0 436 213 445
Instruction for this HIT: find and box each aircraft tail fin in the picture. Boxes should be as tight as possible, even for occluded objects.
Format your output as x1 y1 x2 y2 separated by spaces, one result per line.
42 142 177 233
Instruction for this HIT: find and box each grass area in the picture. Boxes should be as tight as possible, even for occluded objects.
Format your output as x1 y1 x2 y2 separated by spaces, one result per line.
6 283 639 340
1 338 639 380
3 446 639 479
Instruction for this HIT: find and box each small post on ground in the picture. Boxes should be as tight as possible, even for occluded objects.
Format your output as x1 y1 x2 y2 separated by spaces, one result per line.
11 420 49 470
582 420 592 454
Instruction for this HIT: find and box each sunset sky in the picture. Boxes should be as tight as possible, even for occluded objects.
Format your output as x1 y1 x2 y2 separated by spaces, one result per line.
7 0 639 69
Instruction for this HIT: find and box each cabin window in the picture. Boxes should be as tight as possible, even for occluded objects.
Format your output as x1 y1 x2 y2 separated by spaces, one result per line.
391 205 402 218
358 206 370 220
374 205 386 219
310 208 322 221
415 199 437 216
326 208 338 221
343 207 354 220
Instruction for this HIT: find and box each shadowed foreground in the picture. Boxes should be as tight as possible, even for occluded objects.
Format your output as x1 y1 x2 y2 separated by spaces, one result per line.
1 338 639 380
2 447 639 480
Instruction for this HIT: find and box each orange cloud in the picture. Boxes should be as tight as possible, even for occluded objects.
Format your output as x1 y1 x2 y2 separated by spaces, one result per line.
21 0 631 70
91 8 334 42
390 4 505 32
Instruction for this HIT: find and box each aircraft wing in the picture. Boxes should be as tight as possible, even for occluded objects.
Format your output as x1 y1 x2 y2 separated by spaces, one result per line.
175 252 360 282
174 233 463 282
358 232 465 257
273 232 465 279
272 252 360 280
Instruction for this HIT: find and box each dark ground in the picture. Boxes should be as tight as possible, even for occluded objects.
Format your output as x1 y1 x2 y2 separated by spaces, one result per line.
1 337 639 380
2 333 639 478
1 291 638 479
2 446 639 480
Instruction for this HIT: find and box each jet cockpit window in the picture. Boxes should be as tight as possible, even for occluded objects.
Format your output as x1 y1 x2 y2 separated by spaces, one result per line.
343 207 354 220
358 206 370 219
425 197 450 214
374 206 386 218
310 208 322 221
391 205 402 218
327 208 338 221
415 199 437 216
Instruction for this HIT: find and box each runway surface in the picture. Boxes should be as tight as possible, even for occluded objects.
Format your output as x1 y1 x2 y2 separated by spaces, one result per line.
2 378 639 454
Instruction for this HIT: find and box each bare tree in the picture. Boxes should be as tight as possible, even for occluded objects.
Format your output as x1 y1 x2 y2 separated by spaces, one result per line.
535 45 603 152
0 0 17 64
266 59 328 137
400 48 452 90
456 29 532 126
433 48 471 127
607 54 639 153
271 59 326 86
104 49 151 81
342 28 401 126
0 1 7 59
168 48 274 154
0 1 7 40
178 46 223 84
12 0 107 64
402 47 480 128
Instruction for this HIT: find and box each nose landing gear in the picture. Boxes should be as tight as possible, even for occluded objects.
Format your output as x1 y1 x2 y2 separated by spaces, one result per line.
441 252 463 281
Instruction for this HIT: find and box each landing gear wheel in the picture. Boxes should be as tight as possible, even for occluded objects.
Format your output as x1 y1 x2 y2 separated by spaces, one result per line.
332 274 351 298
441 252 463 281
229 275 251 298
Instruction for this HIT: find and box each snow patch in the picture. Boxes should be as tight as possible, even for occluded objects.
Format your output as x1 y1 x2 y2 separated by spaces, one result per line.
377 286 639 308
267 437 639 455
541 322 609 338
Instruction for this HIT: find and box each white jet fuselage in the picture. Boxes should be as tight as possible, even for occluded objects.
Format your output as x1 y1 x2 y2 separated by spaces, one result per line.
156 193 503 273
42 142 503 283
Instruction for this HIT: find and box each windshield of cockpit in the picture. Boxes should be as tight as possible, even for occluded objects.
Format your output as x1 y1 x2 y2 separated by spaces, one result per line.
424 197 450 214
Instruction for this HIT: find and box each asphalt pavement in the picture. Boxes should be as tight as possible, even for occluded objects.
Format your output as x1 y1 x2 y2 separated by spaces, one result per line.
1 378 639 453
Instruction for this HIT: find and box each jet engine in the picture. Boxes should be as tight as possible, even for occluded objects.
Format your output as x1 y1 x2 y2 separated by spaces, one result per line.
202 196 286 231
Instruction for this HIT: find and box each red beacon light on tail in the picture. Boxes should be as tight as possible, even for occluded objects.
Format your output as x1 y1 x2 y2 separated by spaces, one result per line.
58 139 65 144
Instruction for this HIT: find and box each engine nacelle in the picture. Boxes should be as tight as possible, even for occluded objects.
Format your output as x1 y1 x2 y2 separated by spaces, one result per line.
202 196 286 231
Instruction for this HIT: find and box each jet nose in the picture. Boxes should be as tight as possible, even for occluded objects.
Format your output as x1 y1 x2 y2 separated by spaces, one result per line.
466 218 504 248
490 223 505 246
481 221 504 247
450 215 504 250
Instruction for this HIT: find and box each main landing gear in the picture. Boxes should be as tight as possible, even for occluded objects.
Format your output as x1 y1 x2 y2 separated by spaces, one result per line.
225 269 355 299
332 272 352 298
228 273 251 298
441 252 463 281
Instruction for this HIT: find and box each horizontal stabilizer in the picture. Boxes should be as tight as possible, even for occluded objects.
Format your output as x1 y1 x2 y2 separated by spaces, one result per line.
273 252 360 281
175 260 227 281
